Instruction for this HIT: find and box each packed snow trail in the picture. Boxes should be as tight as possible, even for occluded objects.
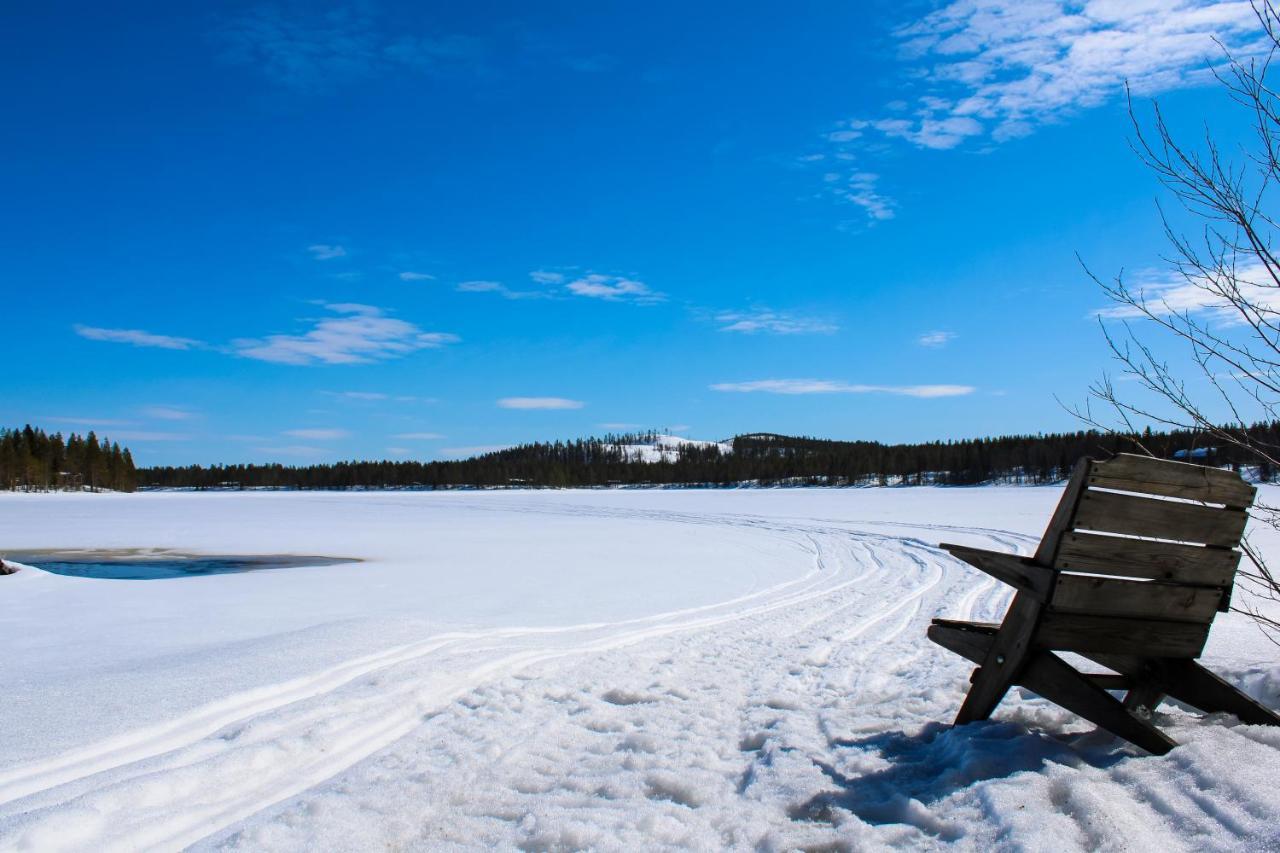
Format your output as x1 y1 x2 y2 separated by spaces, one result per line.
1 489 1277 851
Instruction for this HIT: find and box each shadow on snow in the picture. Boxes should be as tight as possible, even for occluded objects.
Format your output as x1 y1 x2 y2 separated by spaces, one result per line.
790 720 1132 839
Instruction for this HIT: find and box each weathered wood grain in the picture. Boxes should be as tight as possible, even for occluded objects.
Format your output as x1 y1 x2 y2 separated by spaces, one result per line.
1072 489 1248 547
1090 453 1255 507
1035 612 1210 657
1049 574 1223 623
1054 531 1240 586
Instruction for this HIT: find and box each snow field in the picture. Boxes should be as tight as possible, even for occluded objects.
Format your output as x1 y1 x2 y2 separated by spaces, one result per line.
0 489 1278 851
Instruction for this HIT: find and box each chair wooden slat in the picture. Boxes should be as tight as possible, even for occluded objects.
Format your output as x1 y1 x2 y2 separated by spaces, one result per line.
1035 612 1211 657
1054 531 1240 586
1048 575 1222 623
1072 489 1247 547
1089 453 1256 506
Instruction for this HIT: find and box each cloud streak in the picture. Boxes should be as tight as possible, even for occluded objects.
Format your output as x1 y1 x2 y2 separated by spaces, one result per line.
456 280 549 300
710 379 975 397
283 428 350 440
497 397 585 410
307 243 346 260
233 303 459 366
917 330 957 348
565 274 663 304
142 406 198 421
74 325 203 350
254 445 328 457
716 309 838 335
1094 261 1280 322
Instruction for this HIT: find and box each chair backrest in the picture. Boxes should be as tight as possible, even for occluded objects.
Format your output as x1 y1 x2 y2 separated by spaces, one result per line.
1031 454 1255 658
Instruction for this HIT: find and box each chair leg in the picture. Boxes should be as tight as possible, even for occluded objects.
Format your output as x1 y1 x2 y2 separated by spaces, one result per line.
955 594 1042 725
1151 659 1280 726
1123 683 1166 718
1018 651 1177 755
931 622 1179 752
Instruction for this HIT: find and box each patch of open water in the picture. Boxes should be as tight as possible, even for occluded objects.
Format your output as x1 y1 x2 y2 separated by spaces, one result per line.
3 550 358 580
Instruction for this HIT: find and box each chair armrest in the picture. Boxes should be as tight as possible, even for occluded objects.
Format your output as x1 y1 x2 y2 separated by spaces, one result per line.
940 543 1054 599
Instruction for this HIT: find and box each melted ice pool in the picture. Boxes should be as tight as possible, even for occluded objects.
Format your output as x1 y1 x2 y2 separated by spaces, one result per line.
4 550 357 580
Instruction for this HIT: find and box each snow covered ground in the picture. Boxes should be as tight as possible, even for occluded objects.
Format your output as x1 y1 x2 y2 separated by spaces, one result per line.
0 487 1277 851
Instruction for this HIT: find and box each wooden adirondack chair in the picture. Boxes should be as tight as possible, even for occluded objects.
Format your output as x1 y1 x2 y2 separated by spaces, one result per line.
929 453 1280 754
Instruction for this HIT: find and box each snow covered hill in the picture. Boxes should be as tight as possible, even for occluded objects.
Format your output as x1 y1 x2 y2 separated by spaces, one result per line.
611 434 734 464
0 489 1277 850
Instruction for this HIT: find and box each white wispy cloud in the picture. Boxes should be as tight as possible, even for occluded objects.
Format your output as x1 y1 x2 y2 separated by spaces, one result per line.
716 309 838 335
819 167 896 222
327 391 388 401
497 397 585 410
918 330 957 348
883 0 1262 148
74 325 203 350
710 379 975 397
456 280 548 300
307 243 347 260
393 431 446 440
598 422 641 429
323 390 432 402
452 269 655 302
811 1 1263 221
1094 261 1280 321
283 428 350 440
142 406 198 421
233 303 459 366
456 280 505 293
399 271 435 281
254 445 328 457
565 274 663 304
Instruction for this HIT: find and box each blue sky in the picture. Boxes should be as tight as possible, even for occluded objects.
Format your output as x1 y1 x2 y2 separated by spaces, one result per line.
2 1 1268 465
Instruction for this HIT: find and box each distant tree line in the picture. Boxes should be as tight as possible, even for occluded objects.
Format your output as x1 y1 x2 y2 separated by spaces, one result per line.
135 424 1280 490
1 425 137 492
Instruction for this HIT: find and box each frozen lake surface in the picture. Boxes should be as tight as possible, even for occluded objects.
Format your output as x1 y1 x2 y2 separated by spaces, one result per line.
0 488 1277 851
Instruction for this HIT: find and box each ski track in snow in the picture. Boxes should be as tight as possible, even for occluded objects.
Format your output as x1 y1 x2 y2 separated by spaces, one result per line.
1 494 1277 851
